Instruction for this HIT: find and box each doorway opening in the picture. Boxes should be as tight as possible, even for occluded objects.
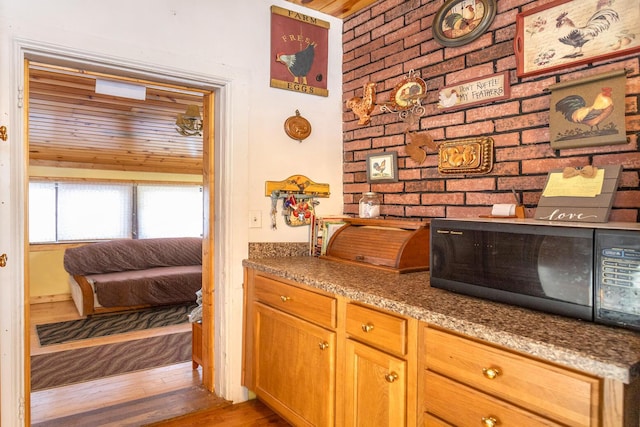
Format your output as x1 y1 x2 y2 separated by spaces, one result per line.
25 58 219 424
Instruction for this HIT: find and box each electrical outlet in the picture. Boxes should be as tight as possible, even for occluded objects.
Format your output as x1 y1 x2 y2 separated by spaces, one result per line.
249 210 262 228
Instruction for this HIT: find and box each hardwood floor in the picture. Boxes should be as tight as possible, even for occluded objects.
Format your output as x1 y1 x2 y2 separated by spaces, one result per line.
29 300 287 426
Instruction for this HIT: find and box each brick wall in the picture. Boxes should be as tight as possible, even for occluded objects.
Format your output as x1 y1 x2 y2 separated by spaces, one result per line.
342 0 640 222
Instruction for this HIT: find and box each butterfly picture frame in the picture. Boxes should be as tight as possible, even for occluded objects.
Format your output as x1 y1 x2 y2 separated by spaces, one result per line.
366 151 398 183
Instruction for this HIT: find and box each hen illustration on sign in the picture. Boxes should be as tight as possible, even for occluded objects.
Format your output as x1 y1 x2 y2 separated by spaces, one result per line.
270 6 329 97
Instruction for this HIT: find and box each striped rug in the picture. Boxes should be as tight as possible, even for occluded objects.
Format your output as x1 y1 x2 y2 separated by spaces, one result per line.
31 332 191 391
36 303 196 346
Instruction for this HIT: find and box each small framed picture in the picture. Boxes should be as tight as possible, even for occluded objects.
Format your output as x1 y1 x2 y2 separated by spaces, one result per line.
366 151 398 183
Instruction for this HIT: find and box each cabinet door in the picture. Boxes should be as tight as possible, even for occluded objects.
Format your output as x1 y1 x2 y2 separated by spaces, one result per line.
345 339 407 426
254 302 335 427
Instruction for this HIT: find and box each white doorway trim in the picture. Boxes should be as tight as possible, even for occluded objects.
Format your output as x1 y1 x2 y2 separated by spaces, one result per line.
3 38 250 426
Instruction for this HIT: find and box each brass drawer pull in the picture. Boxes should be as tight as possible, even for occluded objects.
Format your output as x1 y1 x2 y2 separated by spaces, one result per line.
384 372 398 383
280 295 291 302
482 367 501 380
361 323 374 332
481 416 499 427
319 342 329 350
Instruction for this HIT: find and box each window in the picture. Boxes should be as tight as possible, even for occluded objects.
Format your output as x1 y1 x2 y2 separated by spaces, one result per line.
137 185 203 238
28 181 203 243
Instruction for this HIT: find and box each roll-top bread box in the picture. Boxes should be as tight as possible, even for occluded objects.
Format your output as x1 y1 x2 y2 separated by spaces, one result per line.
320 218 430 273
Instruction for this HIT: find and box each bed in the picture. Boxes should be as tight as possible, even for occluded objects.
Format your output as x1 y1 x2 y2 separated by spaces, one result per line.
63 237 202 316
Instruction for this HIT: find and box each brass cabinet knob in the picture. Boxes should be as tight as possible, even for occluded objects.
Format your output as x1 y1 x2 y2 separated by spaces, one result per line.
482 367 501 380
361 323 374 333
318 342 329 350
481 416 499 427
280 295 291 302
0 253 6 267
384 372 398 383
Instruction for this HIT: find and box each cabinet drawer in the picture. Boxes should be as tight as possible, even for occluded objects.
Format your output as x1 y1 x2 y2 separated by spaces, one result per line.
425 371 562 426
254 274 336 328
346 303 407 356
425 328 599 427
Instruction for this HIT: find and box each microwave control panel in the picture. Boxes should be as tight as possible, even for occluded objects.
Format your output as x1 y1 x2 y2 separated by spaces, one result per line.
595 229 640 330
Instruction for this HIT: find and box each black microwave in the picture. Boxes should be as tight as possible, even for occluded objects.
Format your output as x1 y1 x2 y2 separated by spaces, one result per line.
430 218 640 331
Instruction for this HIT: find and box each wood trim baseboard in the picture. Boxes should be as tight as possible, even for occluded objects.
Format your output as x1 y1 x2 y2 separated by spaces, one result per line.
30 294 72 305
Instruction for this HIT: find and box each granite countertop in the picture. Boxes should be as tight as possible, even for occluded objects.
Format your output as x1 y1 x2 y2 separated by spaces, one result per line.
243 256 640 384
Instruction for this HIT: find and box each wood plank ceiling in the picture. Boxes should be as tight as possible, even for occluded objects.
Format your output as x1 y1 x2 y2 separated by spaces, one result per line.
285 0 378 18
28 64 205 175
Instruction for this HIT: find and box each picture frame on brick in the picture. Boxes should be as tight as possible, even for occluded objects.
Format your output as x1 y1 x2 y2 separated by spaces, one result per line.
432 0 497 47
366 152 398 183
514 0 640 78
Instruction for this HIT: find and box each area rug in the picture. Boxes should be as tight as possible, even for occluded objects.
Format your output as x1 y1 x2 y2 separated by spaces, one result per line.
36 303 196 346
31 332 191 391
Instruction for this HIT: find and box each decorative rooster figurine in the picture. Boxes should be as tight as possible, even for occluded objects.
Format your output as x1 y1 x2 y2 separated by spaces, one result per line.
346 82 377 125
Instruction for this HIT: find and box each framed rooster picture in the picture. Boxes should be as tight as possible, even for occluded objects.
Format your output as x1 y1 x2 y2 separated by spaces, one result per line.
549 69 627 149
515 0 640 78
270 6 329 97
366 152 398 183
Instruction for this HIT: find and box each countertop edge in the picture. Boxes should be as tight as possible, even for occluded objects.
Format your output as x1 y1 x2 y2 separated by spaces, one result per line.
243 257 640 384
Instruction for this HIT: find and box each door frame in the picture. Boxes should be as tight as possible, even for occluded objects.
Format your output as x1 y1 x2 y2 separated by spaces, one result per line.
3 39 251 425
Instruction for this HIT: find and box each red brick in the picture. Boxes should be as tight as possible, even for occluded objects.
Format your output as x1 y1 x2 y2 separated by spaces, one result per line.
466 102 520 123
445 121 495 138
521 157 589 174
354 14 385 38
398 168 421 180
446 177 496 192
609 210 639 222
521 128 549 144
614 191 640 208
405 205 445 217
422 193 464 205
380 204 406 217
373 182 404 193
340 0 640 220
384 193 420 205
498 175 548 191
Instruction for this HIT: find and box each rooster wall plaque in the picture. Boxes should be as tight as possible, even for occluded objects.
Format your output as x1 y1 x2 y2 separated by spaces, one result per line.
549 69 627 149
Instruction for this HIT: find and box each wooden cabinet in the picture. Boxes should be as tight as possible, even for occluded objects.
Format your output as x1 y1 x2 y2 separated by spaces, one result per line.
420 326 601 427
243 268 417 427
254 303 336 426
343 303 417 426
244 266 639 427
243 269 337 426
191 321 202 369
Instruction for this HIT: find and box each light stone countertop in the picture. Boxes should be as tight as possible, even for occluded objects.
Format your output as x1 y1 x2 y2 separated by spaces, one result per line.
243 256 640 384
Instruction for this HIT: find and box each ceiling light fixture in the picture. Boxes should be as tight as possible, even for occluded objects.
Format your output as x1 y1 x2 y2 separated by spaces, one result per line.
95 79 147 100
176 104 203 137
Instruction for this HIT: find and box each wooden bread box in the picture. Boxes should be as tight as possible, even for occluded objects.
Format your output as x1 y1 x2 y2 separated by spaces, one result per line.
320 218 430 273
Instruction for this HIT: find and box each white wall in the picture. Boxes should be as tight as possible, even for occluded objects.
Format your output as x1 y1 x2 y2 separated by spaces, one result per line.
0 0 344 423
3 0 345 240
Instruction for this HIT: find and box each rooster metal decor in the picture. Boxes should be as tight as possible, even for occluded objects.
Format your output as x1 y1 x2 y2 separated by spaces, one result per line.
346 82 377 125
